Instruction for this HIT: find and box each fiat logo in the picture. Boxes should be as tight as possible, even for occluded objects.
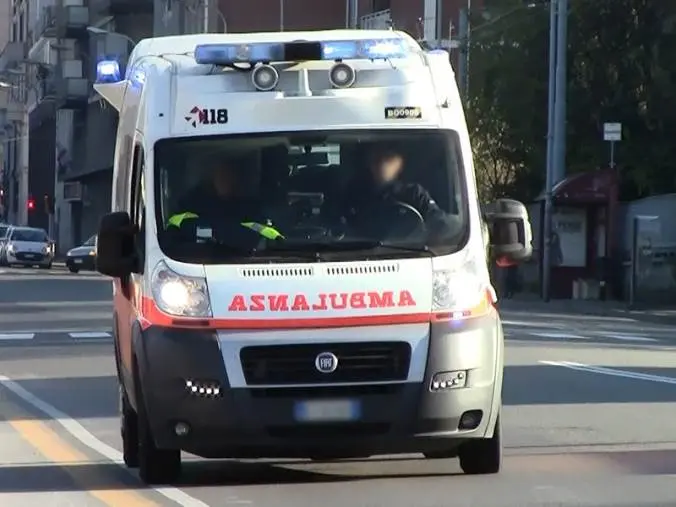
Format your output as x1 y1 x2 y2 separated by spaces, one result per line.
315 352 338 373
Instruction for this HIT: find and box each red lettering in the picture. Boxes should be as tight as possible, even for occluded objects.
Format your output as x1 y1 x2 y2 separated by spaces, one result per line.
228 295 247 312
397 290 416 307
249 294 265 311
367 291 395 308
349 292 367 309
329 293 348 309
228 290 414 312
312 293 328 311
268 294 289 311
291 294 310 311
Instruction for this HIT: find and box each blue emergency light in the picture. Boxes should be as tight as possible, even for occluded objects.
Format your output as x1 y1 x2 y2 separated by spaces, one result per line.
96 59 121 83
193 38 412 66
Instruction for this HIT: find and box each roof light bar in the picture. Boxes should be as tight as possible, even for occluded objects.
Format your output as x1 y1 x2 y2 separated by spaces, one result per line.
193 38 412 66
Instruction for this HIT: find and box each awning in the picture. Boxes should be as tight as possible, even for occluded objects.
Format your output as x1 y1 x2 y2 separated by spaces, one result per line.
535 167 618 204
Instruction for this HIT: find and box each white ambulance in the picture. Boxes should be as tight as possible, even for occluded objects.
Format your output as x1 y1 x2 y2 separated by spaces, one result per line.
93 29 532 484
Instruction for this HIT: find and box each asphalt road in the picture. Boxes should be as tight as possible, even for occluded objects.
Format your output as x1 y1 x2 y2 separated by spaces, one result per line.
1 266 676 506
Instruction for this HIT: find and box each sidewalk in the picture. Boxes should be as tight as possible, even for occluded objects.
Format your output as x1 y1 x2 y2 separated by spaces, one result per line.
499 293 676 326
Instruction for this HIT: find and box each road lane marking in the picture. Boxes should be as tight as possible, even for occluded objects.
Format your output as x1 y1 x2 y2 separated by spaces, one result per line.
9 418 158 506
531 332 587 340
540 360 676 385
0 328 112 334
598 333 657 343
0 395 157 506
0 375 212 507
68 332 111 339
0 333 34 340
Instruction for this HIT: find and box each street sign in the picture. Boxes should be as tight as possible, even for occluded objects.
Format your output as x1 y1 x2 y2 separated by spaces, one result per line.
603 122 622 141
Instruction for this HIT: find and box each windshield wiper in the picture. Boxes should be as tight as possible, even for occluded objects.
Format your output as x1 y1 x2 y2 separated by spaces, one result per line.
266 239 432 255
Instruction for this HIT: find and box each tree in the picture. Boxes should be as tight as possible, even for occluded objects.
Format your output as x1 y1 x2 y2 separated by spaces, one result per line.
467 0 676 201
465 0 551 201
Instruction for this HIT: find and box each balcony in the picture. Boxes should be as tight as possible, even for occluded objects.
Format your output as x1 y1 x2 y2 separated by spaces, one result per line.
37 4 90 40
89 0 153 16
0 42 27 72
360 9 392 29
57 59 89 107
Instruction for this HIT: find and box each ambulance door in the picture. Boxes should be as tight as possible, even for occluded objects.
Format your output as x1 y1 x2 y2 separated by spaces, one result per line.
119 139 146 378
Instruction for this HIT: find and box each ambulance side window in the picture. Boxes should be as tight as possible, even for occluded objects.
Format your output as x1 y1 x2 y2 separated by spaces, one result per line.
130 144 145 272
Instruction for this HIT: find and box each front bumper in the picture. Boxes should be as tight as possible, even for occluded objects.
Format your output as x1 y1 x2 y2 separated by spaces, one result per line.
134 315 503 459
66 256 95 270
7 251 53 265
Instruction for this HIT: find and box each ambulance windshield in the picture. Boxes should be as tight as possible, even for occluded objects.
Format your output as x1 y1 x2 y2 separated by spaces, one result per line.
154 129 468 263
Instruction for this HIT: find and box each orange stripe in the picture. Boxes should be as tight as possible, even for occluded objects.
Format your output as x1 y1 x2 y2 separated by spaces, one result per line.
137 293 493 330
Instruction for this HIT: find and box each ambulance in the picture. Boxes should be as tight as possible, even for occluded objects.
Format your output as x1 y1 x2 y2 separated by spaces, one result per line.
93 29 532 484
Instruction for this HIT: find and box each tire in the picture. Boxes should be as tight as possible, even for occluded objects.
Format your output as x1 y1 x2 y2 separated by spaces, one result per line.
134 358 181 484
68 266 79 273
458 413 502 475
120 385 139 468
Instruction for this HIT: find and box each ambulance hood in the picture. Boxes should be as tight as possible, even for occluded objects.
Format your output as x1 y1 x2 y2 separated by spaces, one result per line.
204 258 433 326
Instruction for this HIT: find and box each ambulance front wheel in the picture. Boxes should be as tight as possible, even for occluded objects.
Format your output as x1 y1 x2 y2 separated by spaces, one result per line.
120 384 139 468
458 413 502 475
134 356 182 484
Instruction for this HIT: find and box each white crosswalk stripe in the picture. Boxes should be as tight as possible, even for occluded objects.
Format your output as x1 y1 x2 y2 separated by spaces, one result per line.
0 331 112 341
505 326 660 344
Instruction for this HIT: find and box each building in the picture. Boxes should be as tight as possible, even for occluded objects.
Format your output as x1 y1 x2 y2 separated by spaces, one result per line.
3 0 474 250
0 0 10 220
0 0 29 226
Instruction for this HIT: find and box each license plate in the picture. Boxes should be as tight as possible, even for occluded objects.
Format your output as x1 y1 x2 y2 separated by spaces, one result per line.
74 259 83 264
24 254 36 259
294 399 360 422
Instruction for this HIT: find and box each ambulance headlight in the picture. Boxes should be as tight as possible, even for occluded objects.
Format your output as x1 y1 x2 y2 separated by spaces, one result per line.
329 62 356 88
151 261 212 318
432 260 490 320
251 64 279 91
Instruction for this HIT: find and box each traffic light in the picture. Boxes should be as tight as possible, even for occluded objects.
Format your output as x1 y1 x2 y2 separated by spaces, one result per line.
44 194 54 214
27 198 35 210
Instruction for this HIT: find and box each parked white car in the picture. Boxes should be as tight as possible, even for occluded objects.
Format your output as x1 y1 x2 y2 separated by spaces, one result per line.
5 227 54 269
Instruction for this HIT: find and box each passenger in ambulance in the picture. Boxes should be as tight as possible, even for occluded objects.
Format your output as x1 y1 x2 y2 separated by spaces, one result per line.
338 145 461 243
167 156 283 245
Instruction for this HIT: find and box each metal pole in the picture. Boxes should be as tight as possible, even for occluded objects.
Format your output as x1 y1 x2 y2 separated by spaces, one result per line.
609 141 615 168
542 0 558 302
464 0 471 101
280 0 284 30
435 0 443 42
457 7 468 98
552 0 568 185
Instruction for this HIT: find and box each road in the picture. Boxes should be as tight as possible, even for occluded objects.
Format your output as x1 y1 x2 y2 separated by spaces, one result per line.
1 266 676 506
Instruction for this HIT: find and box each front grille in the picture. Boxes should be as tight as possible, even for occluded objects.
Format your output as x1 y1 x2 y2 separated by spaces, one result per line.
15 252 45 261
240 342 411 385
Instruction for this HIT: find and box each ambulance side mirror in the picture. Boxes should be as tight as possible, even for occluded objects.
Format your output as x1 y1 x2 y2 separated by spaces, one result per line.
96 211 137 278
483 199 533 264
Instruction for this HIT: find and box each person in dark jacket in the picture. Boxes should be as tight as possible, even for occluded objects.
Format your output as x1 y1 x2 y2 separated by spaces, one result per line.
168 158 283 246
339 146 461 242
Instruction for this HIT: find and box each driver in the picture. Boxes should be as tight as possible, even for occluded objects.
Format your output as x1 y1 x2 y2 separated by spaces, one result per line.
167 156 283 242
341 145 457 240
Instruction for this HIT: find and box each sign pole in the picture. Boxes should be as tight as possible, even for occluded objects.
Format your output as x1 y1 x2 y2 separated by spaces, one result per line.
603 122 621 168
609 140 615 168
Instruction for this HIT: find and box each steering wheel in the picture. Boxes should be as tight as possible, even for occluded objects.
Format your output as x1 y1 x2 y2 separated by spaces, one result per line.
380 201 427 241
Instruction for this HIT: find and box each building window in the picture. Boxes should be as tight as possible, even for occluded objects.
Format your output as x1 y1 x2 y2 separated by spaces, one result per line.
372 0 390 11
19 12 24 41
